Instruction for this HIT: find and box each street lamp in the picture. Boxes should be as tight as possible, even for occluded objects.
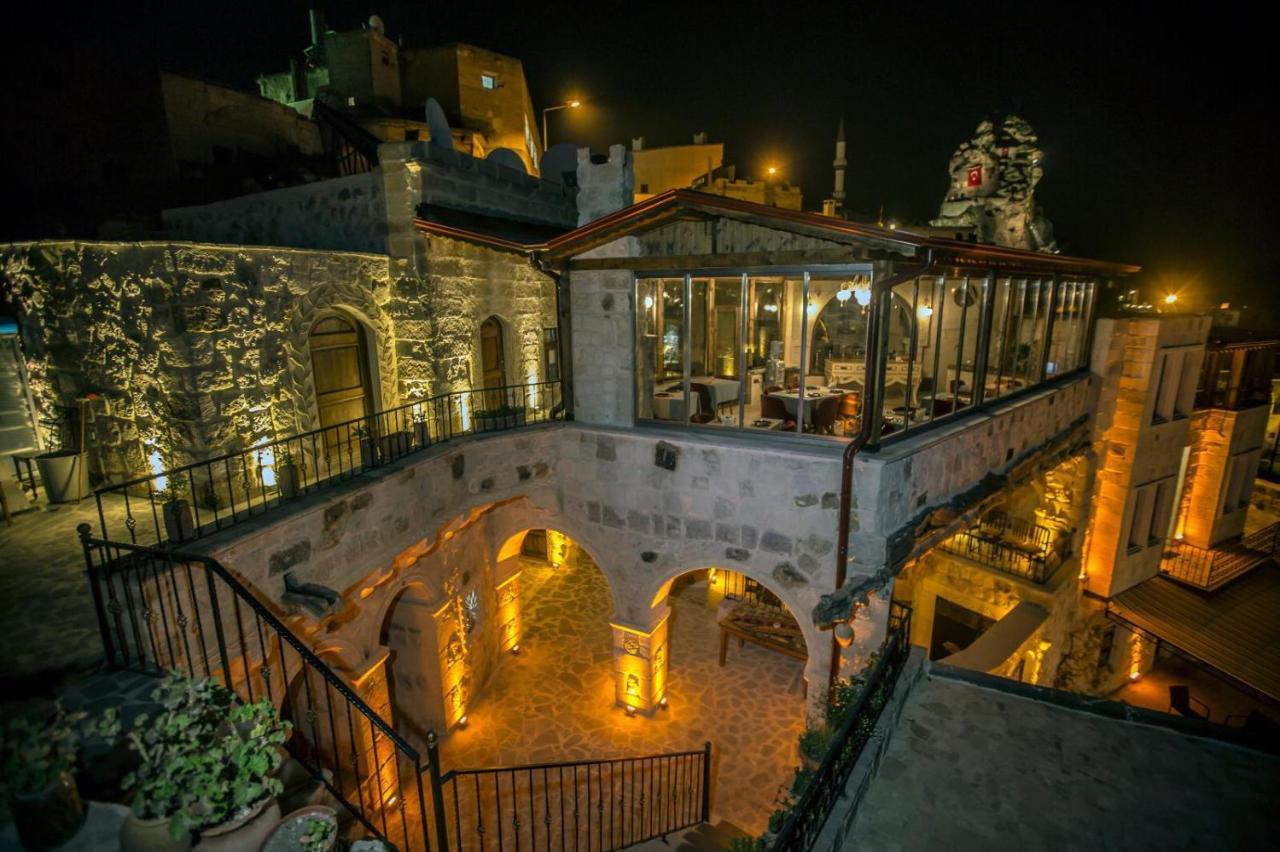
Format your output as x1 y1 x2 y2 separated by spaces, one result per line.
542 99 581 151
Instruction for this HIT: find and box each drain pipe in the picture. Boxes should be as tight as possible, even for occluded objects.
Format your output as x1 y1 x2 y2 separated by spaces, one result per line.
531 251 571 420
827 249 934 694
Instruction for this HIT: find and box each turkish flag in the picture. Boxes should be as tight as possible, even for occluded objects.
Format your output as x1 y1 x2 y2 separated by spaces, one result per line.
966 165 983 187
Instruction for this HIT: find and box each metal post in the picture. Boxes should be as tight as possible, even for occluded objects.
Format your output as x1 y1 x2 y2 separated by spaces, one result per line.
78 523 116 669
204 564 233 689
699 741 712 823
426 730 450 852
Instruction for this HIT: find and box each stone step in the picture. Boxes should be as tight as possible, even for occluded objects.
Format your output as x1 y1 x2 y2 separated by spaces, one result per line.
625 819 751 851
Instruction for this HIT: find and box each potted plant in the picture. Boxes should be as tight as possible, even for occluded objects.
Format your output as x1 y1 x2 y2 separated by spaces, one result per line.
0 704 120 850
412 411 431 448
797 725 834 770
163 497 196 542
189 697 291 851
474 403 526 432
118 672 237 852
263 805 338 852
34 448 83 503
275 446 303 500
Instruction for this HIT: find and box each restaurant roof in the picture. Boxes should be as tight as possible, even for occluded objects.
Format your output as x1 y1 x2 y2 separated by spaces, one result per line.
412 189 1142 277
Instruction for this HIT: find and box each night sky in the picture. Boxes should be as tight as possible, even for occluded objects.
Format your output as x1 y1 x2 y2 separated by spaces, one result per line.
7 1 1275 308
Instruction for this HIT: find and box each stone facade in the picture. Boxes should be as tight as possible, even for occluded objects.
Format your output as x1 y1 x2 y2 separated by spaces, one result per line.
1176 404 1269 548
1084 315 1210 597
0 237 556 483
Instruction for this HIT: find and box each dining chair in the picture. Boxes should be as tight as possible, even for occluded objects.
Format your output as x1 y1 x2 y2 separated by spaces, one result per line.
690 383 714 418
760 395 796 430
812 395 842 435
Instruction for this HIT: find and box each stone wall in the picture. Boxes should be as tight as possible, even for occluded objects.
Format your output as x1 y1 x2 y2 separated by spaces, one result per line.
162 172 387 254
1085 315 1210 597
1177 404 1269 548
0 238 557 482
199 423 849 699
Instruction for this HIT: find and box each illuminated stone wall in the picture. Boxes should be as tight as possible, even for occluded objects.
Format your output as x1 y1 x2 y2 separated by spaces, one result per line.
1176 404 1269 548
0 237 555 483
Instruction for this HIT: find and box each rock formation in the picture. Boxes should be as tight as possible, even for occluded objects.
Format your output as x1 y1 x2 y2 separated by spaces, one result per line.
931 115 1058 253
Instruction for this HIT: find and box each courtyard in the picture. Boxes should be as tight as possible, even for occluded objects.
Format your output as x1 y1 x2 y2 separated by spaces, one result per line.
434 544 808 837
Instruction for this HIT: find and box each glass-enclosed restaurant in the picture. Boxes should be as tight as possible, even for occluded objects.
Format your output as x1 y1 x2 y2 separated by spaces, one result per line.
633 269 1097 443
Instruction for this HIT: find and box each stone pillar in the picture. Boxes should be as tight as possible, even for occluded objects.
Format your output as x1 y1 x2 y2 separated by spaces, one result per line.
495 567 522 653
609 606 671 715
546 530 571 568
575 144 634 226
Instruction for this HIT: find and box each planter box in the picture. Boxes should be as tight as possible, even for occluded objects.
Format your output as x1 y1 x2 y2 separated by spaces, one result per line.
475 410 527 433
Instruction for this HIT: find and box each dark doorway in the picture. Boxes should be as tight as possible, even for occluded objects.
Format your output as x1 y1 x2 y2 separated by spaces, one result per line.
930 596 995 660
480 315 506 389
309 312 374 435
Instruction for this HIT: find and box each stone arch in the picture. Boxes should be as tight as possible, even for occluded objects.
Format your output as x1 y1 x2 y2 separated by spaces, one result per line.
283 284 399 436
644 560 823 686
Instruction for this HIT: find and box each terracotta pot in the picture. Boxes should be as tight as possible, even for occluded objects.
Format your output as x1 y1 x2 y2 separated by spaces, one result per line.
262 805 338 852
194 797 280 852
120 811 192 852
9 772 85 850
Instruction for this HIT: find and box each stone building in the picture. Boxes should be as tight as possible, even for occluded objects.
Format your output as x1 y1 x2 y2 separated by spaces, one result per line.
10 123 1275 845
258 11 544 173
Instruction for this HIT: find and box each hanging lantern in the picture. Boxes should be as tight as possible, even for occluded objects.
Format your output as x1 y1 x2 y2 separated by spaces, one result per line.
834 621 855 647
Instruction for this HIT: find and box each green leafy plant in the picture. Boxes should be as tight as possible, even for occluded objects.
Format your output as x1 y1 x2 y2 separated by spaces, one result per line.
798 725 835 762
0 704 120 797
727 837 769 852
301 815 336 851
182 697 291 832
121 671 236 833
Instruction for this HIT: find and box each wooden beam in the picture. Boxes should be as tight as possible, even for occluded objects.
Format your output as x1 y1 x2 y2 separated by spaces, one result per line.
567 248 864 272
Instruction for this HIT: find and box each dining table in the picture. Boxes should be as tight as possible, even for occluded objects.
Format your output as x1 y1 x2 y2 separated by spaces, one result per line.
767 385 845 418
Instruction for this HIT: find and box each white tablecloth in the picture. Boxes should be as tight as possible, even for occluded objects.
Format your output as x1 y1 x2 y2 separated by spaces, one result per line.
768 387 843 417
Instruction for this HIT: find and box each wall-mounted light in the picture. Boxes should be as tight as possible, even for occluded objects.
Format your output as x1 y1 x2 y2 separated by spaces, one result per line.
807 302 817 317
763 303 779 313
853 286 871 307
918 305 934 319
836 288 852 303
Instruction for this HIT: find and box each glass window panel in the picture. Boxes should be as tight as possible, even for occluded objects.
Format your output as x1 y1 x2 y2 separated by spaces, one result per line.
635 278 688 421
950 277 983 411
750 276 798 433
985 277 1014 400
690 277 746 430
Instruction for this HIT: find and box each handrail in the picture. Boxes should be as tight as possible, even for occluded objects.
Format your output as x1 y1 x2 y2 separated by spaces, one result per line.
1161 522 1280 590
439 742 712 850
79 526 434 849
96 380 562 546
772 602 912 851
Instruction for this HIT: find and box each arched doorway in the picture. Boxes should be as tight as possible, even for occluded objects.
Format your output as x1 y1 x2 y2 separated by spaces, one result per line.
309 311 375 432
479 315 506 389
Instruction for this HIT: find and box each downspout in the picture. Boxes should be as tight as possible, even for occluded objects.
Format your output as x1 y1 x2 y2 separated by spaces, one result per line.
828 248 934 693
531 252 572 420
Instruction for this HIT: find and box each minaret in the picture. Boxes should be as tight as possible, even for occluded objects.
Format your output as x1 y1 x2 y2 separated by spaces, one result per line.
832 118 847 213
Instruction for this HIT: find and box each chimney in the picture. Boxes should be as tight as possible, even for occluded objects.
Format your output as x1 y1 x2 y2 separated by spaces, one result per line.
632 137 645 151
575 145 635 226
692 131 708 145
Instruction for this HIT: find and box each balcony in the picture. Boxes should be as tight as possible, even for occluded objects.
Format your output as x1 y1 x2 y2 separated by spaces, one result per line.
1160 522 1280 591
938 510 1070 584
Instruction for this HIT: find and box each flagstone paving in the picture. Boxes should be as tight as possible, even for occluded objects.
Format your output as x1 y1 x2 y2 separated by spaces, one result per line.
436 546 809 837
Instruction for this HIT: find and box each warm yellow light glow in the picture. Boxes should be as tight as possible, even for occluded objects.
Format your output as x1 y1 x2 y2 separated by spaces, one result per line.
1129 670 1141 681
766 165 778 177
511 644 520 654
568 99 581 108
1164 293 1178 305
658 695 668 709
918 304 934 319
458 714 469 727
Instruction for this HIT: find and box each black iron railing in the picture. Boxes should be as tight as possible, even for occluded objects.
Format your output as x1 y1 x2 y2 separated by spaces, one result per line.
78 526 435 849
1161 522 1280 591
979 510 1063 556
939 518 1066 584
437 745 711 851
10 455 38 502
96 381 562 546
771 602 912 852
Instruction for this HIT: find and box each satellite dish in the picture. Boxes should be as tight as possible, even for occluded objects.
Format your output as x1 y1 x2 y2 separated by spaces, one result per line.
540 143 579 186
424 98 453 147
487 147 527 174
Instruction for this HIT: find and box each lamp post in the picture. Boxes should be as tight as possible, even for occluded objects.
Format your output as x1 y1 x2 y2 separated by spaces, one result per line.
542 99 581 151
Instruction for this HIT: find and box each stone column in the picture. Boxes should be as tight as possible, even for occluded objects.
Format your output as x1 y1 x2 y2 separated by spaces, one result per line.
495 565 522 653
609 605 671 715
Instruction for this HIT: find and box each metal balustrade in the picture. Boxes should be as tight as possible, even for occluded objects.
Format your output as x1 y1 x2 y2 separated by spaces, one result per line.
1161 522 1280 591
771 602 913 852
95 380 562 547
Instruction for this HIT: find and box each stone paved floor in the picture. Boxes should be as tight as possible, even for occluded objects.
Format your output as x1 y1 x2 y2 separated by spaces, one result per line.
1110 650 1278 725
846 674 1280 851
0 494 121 690
437 548 808 836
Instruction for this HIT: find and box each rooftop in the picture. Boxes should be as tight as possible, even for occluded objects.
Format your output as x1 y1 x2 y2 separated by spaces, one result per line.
847 668 1280 850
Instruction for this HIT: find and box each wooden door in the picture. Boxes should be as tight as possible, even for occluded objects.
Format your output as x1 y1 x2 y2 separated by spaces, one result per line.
480 316 506 388
310 314 372 435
